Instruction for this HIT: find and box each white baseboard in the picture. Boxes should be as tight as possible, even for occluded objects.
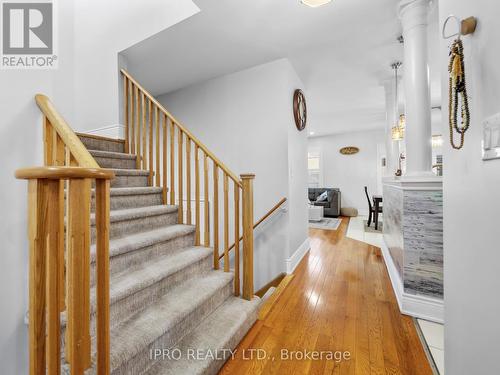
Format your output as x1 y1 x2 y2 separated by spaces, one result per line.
286 238 310 274
357 208 369 217
84 124 125 139
380 239 444 323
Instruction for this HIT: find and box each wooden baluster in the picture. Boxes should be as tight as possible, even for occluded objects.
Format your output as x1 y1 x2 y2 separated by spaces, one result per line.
27 179 47 375
123 75 129 153
186 138 192 225
241 174 255 300
204 153 210 247
43 117 54 166
223 173 229 272
55 135 65 311
162 115 167 204
64 150 77 349
54 134 65 166
195 145 200 245
95 179 110 375
213 164 219 269
155 107 160 187
66 178 91 373
148 99 153 185
46 179 61 375
130 82 135 155
170 120 175 205
142 93 147 171
135 86 140 168
234 184 240 296
178 130 184 223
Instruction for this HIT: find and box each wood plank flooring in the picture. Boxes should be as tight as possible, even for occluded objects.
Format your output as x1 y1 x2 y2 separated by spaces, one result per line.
220 218 433 375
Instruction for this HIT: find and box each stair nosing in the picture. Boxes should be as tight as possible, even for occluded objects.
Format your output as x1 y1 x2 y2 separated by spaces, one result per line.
76 132 125 143
89 149 137 160
91 186 164 196
111 168 150 176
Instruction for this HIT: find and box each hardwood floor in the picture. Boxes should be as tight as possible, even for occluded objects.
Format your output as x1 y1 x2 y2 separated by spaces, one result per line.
220 218 433 375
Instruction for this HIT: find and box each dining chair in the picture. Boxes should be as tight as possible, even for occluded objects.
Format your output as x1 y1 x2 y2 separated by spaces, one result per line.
364 186 382 227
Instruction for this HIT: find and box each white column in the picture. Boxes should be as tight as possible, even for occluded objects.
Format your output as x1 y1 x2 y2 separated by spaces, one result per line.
382 79 400 176
399 0 432 176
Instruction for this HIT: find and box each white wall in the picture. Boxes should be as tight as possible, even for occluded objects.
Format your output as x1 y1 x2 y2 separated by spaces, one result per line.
73 0 199 132
0 1 75 372
439 1 500 373
158 58 308 288
0 2 198 373
308 130 385 215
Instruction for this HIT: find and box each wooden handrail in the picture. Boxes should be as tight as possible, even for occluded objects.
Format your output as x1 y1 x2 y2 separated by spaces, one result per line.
120 69 241 186
220 197 287 260
16 166 115 180
35 94 99 168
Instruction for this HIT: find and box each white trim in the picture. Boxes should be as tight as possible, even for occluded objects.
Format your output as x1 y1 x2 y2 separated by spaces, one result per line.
380 239 444 323
83 124 125 139
380 239 404 308
286 238 310 274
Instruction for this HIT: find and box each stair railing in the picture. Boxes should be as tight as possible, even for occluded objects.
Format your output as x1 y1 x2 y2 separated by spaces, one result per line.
220 197 287 260
121 69 255 300
16 95 113 375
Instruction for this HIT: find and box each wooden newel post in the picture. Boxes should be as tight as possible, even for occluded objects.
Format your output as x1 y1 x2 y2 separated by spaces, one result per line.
240 174 255 301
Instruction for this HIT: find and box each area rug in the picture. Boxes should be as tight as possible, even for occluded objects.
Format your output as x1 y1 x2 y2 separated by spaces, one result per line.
364 220 383 233
309 217 341 231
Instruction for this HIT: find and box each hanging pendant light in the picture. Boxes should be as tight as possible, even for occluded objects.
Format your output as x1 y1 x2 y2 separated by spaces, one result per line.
398 113 406 137
391 62 404 141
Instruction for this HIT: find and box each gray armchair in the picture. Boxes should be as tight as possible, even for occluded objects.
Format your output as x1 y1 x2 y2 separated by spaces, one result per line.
308 188 341 217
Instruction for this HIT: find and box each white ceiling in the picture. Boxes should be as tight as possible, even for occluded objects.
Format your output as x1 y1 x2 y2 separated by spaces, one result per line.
121 0 441 137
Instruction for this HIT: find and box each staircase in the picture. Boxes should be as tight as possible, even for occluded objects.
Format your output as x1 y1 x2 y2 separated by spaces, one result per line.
16 70 260 375
76 133 260 374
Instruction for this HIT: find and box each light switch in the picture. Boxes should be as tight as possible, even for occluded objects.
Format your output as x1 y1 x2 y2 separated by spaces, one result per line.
482 113 500 160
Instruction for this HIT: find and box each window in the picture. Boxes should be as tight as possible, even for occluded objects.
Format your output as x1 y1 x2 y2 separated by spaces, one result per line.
308 151 322 188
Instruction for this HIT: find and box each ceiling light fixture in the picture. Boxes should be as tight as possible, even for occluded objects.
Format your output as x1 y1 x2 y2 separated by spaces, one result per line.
301 0 332 8
309 131 315 135
432 134 443 148
391 61 405 141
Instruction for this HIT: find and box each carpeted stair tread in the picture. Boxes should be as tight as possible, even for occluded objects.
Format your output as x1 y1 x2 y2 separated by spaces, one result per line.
104 186 164 196
105 271 234 372
101 246 212 309
146 296 261 375
77 133 125 153
90 224 196 262
62 246 213 328
111 168 150 176
89 149 137 160
90 205 177 226
90 187 164 211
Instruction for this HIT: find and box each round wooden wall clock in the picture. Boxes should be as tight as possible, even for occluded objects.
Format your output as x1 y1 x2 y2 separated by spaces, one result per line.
293 89 307 131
